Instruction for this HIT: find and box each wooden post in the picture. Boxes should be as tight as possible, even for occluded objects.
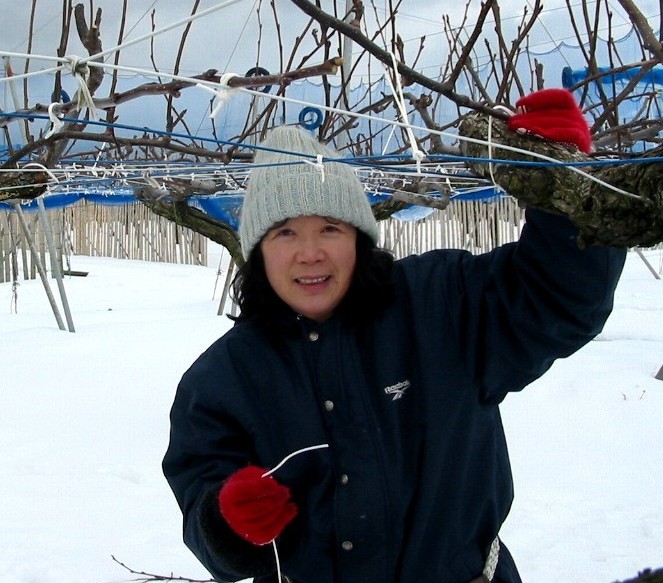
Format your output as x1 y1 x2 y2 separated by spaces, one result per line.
11 202 66 331
37 197 75 332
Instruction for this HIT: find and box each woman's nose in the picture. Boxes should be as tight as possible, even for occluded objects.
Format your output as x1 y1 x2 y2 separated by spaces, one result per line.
295 236 325 262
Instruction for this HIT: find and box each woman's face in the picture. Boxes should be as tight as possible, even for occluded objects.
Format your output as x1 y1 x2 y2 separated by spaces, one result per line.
260 215 357 322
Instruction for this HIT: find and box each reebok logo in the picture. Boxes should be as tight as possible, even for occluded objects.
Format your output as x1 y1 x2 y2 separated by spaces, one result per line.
384 379 410 401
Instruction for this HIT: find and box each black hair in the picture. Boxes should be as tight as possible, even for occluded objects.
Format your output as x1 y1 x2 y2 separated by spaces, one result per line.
230 230 394 326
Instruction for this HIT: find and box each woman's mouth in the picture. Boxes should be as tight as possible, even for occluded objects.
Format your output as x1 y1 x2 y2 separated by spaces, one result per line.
296 276 330 285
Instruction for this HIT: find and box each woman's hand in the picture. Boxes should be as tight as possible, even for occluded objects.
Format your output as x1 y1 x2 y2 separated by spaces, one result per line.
218 465 298 546
507 88 592 154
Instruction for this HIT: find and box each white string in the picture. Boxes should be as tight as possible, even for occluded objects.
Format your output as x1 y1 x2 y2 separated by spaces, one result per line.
44 103 65 139
0 45 642 200
381 123 398 156
259 443 329 582
486 105 513 195
487 116 505 195
272 539 283 581
383 52 426 174
21 162 60 186
302 154 326 183
261 443 329 478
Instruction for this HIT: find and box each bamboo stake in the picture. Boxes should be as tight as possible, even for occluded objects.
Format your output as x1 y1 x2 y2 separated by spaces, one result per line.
95 205 102 256
37 219 47 271
634 247 661 280
0 218 4 284
23 213 34 279
54 209 64 272
218 259 236 316
1 212 10 283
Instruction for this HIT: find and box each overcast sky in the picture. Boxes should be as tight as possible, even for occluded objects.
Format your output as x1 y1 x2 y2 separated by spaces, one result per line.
2 0 660 81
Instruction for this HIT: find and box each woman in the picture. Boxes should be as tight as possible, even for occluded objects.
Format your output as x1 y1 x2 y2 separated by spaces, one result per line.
163 90 627 583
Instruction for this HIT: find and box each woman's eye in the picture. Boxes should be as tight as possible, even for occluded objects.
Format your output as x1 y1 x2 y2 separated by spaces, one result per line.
275 228 294 237
322 224 341 233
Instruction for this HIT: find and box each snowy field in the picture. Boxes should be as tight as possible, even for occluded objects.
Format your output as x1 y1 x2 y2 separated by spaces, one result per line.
1 246 661 583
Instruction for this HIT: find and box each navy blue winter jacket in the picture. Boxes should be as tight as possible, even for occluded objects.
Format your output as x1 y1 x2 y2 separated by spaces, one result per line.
163 208 626 583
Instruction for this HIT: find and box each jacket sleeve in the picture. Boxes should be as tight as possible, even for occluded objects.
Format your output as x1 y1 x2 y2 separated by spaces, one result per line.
467 207 626 403
400 207 627 404
162 349 277 582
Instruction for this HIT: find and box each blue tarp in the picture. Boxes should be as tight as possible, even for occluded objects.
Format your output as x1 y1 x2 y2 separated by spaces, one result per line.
1 184 502 228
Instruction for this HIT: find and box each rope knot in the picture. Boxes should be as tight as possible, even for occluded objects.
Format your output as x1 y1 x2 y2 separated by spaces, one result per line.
63 54 97 119
65 56 90 79
198 74 240 119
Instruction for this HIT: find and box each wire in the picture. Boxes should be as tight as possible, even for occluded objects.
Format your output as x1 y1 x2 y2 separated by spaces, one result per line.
80 0 247 66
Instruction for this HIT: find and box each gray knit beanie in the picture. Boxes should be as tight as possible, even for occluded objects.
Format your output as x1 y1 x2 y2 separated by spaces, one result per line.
239 125 379 259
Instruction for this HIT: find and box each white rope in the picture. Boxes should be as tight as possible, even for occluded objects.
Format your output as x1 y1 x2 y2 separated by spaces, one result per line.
61 55 97 119
0 65 64 85
483 537 500 581
0 44 642 201
0 51 221 94
236 86 642 201
0 52 65 86
0 0 244 87
21 162 60 186
383 52 426 174
197 73 240 118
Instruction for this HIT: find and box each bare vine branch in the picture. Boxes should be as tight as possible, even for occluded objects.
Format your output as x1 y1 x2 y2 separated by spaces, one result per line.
287 0 509 119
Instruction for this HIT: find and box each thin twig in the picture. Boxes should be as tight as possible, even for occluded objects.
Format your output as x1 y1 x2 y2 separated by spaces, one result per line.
111 555 214 583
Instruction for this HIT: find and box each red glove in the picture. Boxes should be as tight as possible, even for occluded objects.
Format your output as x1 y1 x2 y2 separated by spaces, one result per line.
507 88 592 154
218 465 298 546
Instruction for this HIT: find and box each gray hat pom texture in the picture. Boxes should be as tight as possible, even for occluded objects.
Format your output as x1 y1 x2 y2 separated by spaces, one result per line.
239 125 379 259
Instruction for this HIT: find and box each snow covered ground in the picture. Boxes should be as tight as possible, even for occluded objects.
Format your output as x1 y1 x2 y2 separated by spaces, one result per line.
1 246 661 583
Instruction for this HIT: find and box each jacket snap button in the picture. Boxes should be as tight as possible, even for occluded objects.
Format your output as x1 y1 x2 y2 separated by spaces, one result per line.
341 540 353 551
324 400 335 411
340 473 349 485
308 331 319 341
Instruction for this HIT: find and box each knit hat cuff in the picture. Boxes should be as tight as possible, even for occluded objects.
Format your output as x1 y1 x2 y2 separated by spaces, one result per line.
240 166 378 258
